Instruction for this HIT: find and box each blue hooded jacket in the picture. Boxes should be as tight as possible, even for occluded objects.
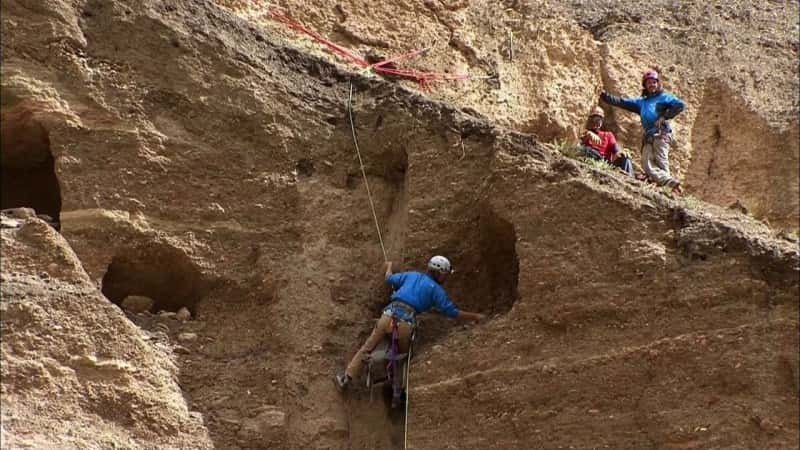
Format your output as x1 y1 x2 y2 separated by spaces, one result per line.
384 271 459 320
601 90 685 137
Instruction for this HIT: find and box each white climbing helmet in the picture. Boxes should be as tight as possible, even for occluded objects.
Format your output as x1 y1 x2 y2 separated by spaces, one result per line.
427 255 453 274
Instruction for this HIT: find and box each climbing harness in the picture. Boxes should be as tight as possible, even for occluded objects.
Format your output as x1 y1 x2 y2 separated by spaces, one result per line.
403 332 413 450
363 319 414 400
387 318 402 407
362 308 416 449
388 318 416 450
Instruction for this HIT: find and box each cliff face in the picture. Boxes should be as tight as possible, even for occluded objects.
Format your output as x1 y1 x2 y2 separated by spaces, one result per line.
219 0 800 230
1 210 212 449
1 1 797 449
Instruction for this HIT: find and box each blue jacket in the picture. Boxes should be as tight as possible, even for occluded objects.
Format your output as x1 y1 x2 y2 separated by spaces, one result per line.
601 90 685 137
385 271 459 319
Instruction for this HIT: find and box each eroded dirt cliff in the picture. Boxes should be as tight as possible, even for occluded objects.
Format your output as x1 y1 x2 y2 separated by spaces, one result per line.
1 210 212 449
220 0 800 230
1 0 798 449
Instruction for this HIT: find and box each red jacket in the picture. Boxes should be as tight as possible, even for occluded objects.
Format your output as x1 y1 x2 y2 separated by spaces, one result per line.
582 129 618 161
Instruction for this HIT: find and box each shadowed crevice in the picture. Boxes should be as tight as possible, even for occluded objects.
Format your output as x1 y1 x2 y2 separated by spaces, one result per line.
0 103 62 226
101 244 211 314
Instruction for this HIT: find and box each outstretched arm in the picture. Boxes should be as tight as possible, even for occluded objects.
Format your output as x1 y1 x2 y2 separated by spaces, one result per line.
600 91 641 114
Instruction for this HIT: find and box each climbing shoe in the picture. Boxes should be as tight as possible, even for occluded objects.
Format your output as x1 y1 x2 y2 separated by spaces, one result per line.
334 373 351 392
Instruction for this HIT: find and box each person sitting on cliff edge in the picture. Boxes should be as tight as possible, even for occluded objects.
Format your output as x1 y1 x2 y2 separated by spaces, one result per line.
579 106 633 177
334 256 485 392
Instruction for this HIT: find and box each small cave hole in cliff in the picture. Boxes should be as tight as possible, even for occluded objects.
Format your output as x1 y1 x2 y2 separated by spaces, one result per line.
381 146 407 186
296 158 315 177
420 207 519 344
101 244 209 314
0 103 62 226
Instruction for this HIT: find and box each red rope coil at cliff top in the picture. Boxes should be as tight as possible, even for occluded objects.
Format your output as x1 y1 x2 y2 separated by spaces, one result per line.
268 9 481 87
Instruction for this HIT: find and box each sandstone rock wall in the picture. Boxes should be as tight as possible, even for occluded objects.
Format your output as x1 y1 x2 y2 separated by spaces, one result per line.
1 1 797 449
220 0 800 229
1 214 211 450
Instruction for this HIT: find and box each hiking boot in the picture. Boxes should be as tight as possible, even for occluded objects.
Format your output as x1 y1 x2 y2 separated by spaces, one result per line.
334 373 351 392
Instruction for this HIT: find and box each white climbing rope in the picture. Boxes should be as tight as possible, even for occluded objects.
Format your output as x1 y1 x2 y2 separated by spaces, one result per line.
348 80 410 448
347 81 388 262
403 343 413 450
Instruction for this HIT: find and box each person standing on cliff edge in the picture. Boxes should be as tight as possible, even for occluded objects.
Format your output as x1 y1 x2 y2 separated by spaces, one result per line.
600 68 686 194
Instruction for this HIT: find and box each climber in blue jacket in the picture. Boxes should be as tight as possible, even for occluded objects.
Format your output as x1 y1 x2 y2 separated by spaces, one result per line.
334 256 484 393
601 69 686 194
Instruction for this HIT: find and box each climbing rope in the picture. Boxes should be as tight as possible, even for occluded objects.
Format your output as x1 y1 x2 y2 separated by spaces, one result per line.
347 81 388 262
269 9 492 88
270 9 369 67
388 319 401 404
403 340 413 450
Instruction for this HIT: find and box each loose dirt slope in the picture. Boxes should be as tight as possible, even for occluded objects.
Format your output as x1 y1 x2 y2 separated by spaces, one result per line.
1 1 798 449
1 211 211 449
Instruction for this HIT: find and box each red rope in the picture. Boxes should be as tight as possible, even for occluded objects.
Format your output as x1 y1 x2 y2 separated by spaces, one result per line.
268 9 476 87
269 10 369 68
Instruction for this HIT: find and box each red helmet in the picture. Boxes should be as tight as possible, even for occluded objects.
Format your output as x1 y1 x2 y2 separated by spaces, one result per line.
642 69 659 86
